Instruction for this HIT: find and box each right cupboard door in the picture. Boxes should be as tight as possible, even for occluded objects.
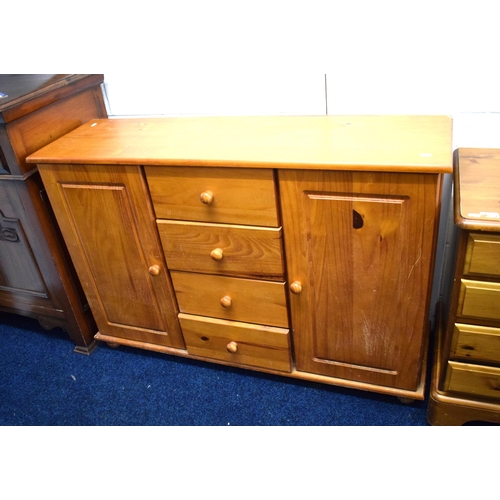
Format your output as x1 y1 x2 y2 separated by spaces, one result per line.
279 170 440 391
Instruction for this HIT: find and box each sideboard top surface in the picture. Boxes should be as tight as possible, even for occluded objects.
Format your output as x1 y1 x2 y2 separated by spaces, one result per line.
454 148 500 231
27 115 452 173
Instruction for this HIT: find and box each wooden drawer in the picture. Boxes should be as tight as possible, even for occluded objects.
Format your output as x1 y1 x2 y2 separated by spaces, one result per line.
171 271 289 328
145 166 279 227
157 220 284 280
464 233 500 277
445 361 500 400
459 279 500 321
451 323 500 364
179 313 292 372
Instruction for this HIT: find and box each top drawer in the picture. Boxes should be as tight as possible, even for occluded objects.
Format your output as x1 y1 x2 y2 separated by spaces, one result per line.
145 166 279 227
464 233 500 277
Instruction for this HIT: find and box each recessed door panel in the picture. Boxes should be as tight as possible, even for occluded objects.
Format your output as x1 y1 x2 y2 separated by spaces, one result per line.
0 210 48 298
61 182 165 332
306 191 408 371
39 164 184 348
279 170 439 391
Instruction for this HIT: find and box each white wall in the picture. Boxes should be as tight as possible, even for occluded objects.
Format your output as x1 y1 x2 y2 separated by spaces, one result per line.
11 0 500 312
102 74 327 117
96 0 500 146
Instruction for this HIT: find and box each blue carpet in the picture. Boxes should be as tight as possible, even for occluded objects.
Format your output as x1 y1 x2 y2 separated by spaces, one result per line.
0 312 429 426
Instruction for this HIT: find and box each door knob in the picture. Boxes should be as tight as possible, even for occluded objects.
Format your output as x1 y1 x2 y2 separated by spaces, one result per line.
290 281 302 294
148 265 161 276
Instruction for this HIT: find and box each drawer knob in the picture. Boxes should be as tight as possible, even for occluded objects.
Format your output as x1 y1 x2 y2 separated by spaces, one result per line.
210 248 224 261
148 265 161 276
200 190 214 205
226 341 238 353
220 295 232 308
290 281 303 294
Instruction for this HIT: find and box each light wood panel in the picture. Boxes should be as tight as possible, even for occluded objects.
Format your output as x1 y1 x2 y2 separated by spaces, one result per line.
157 220 284 280
171 271 288 328
180 313 291 372
459 279 500 321
37 163 185 348
455 149 500 231
146 166 279 226
451 323 500 364
279 169 439 391
27 116 452 173
463 233 500 277
445 361 500 400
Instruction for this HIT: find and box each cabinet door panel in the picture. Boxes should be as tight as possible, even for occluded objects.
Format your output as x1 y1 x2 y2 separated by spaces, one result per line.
279 170 439 391
0 210 48 298
38 164 184 348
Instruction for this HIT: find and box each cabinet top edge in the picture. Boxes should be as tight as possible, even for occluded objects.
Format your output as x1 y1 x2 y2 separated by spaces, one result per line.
454 148 500 231
27 115 453 173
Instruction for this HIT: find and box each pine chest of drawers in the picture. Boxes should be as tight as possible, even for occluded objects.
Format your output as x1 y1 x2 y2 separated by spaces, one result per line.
428 148 500 424
148 166 292 372
27 116 452 400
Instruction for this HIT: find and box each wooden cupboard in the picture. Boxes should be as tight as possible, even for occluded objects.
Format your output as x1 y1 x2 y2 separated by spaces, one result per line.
0 75 106 353
428 148 500 424
27 115 452 399
279 170 440 391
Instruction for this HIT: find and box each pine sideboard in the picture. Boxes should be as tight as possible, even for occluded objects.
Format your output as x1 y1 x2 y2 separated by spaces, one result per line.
0 74 106 353
428 148 500 424
27 116 452 399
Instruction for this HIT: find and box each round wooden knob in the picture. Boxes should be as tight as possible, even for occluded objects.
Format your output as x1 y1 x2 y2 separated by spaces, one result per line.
210 248 224 261
290 281 303 294
200 190 214 204
148 265 161 276
226 341 238 353
220 295 232 308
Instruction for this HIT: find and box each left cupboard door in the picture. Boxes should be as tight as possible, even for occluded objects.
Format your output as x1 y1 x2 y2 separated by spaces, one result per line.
37 164 185 349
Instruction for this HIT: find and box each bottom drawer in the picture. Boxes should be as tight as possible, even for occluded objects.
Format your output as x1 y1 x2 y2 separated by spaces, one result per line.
445 361 500 400
179 313 292 373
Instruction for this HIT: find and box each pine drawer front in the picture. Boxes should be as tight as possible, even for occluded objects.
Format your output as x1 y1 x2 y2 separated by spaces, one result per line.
464 233 500 277
459 279 500 321
445 361 500 400
145 166 279 227
179 313 292 372
157 220 284 280
171 271 289 328
451 323 500 364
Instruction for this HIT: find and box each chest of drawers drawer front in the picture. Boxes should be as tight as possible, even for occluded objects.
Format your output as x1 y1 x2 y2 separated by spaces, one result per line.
179 313 292 372
171 271 289 328
451 323 500 364
157 220 284 280
464 233 500 277
445 361 500 400
459 279 500 321
145 166 279 227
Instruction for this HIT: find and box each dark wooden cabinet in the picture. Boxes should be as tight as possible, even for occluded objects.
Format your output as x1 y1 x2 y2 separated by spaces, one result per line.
0 74 107 353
